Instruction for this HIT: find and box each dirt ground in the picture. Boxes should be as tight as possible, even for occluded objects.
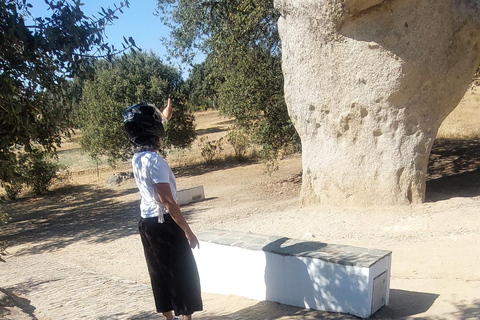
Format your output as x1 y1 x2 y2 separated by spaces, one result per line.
1 93 480 319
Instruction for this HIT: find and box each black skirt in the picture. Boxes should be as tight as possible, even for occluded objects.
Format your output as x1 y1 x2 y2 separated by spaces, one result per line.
138 214 203 316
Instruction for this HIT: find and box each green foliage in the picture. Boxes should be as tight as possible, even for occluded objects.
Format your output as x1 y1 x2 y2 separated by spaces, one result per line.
17 150 64 195
0 202 8 226
0 0 135 185
3 181 22 201
218 47 299 158
184 57 219 111
157 0 280 62
227 126 250 162
77 51 196 163
157 0 300 164
1 149 65 198
164 100 197 149
77 70 131 164
199 136 224 164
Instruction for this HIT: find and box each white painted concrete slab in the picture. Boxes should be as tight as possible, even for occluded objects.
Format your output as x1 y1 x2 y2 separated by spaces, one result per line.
177 186 205 205
194 229 392 318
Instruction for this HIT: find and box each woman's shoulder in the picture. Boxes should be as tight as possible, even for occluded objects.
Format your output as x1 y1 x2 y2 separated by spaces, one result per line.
134 150 160 157
133 151 162 162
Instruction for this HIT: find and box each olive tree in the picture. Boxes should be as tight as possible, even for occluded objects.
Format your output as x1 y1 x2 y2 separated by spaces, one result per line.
157 0 300 161
0 0 135 193
77 51 196 164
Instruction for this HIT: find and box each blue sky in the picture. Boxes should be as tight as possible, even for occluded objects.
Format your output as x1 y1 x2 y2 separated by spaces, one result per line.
89 1 169 56
29 0 197 78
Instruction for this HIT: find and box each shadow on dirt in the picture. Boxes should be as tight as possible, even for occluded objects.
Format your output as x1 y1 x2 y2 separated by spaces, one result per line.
0 287 38 319
192 289 480 320
426 138 480 201
372 289 439 319
172 156 258 178
0 182 213 256
0 185 140 255
447 299 480 319
195 119 234 137
195 300 360 320
195 127 227 136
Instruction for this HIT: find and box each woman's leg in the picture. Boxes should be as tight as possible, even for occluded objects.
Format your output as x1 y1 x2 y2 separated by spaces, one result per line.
162 311 174 320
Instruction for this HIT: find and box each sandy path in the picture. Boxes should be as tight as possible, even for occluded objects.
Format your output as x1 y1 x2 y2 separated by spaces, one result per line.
1 153 480 319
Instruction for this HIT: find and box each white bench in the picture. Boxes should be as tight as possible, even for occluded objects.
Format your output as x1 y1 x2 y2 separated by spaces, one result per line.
193 229 391 318
177 186 205 205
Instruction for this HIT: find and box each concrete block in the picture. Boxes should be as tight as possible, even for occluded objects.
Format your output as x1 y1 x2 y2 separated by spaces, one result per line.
177 186 205 205
194 229 391 318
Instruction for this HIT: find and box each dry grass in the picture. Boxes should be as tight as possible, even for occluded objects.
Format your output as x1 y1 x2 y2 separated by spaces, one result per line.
54 111 237 176
437 89 480 139
162 110 239 169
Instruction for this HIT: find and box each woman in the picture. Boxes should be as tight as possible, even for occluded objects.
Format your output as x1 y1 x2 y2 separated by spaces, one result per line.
123 98 203 320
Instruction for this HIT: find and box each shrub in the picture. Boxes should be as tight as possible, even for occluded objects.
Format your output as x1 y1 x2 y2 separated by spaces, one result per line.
3 182 23 201
227 127 251 162
199 136 224 164
0 201 9 226
18 151 64 195
1 160 24 200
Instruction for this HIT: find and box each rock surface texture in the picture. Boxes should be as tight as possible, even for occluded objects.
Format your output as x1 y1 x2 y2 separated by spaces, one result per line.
275 0 480 206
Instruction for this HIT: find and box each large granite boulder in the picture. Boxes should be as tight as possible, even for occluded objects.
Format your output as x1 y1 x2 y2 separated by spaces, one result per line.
275 0 480 206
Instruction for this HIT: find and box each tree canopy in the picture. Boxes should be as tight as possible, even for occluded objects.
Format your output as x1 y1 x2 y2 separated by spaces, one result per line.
156 0 300 160
184 56 218 111
77 51 196 164
0 0 135 186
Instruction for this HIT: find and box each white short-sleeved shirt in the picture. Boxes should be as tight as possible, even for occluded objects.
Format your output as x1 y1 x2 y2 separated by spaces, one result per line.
131 151 178 221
